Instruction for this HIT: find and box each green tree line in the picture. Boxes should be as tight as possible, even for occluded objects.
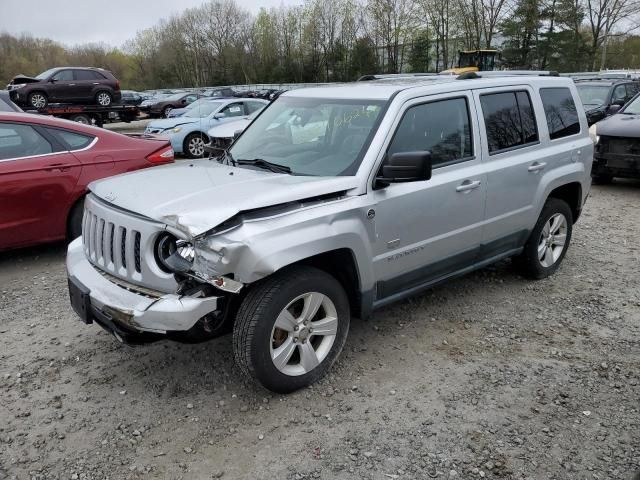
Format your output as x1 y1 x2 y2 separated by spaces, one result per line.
1 0 639 90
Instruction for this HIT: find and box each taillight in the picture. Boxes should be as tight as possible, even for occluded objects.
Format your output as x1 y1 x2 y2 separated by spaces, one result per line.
115 80 121 91
146 146 174 164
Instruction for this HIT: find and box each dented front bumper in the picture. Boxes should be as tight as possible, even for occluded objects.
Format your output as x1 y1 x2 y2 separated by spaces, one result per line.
66 238 222 338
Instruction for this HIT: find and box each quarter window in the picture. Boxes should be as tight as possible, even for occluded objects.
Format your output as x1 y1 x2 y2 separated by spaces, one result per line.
74 70 103 81
387 97 473 167
0 123 53 160
45 128 95 150
480 91 539 154
540 88 580 140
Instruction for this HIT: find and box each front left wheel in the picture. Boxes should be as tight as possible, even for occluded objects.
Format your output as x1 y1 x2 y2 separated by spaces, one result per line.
233 266 350 393
183 133 208 158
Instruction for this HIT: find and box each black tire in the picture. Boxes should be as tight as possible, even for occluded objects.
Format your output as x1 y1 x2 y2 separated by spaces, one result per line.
95 91 112 107
515 198 573 280
183 132 208 158
69 113 92 125
28 91 48 109
592 173 613 185
233 266 350 393
67 197 85 241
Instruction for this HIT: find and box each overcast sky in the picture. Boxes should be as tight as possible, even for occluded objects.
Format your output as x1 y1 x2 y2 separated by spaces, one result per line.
1 0 301 48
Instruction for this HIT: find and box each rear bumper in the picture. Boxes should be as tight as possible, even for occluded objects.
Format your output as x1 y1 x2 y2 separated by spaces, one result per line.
66 237 221 336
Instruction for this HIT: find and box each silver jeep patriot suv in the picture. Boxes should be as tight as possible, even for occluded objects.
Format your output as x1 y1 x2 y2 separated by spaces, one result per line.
67 73 593 392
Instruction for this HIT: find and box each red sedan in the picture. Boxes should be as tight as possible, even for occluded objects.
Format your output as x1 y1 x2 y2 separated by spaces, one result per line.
0 112 174 251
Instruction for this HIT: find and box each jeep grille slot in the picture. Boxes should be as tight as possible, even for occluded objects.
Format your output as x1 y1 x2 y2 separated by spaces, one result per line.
81 195 177 293
134 232 142 273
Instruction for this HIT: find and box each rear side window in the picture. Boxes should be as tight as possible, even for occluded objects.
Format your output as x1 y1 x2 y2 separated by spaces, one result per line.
480 91 539 154
387 97 473 167
540 88 580 140
0 123 53 160
75 70 104 81
45 128 95 150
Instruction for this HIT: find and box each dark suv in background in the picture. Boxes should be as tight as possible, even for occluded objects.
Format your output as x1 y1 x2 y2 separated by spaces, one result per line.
7 67 121 109
575 78 640 125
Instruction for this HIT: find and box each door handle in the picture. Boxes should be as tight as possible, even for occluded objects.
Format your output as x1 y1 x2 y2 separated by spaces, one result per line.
528 161 547 172
69 83 76 86
92 82 100 85
456 180 482 193
46 163 71 172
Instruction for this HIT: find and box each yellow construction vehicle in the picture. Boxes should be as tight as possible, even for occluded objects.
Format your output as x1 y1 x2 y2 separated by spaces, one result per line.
441 49 498 74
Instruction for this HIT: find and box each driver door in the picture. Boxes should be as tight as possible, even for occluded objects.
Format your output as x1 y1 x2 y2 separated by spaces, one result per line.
370 93 487 300
48 69 75 102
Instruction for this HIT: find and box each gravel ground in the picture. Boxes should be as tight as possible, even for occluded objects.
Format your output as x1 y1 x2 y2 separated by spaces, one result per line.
1 182 639 480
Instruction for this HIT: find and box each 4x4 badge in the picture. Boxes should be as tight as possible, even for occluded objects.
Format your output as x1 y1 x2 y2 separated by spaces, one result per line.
367 209 375 219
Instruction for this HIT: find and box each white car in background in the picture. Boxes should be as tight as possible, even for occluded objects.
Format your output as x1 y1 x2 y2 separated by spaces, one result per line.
205 107 265 155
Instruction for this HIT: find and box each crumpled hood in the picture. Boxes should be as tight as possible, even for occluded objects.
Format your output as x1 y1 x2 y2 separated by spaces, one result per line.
89 160 359 237
596 113 640 138
9 74 41 84
147 117 201 130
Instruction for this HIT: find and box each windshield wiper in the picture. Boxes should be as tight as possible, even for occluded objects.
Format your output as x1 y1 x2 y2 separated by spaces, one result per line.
236 158 292 174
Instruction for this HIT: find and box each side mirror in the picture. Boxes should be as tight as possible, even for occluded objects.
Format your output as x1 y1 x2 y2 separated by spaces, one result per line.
606 104 622 115
613 99 625 106
49 78 57 83
377 151 432 186
233 130 243 140
213 112 225 119
181 99 187 105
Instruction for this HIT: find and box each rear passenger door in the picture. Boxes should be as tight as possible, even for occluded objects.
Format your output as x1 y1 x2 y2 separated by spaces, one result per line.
474 87 545 256
371 93 487 300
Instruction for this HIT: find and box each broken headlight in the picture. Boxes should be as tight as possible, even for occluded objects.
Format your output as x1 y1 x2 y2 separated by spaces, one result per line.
155 233 195 273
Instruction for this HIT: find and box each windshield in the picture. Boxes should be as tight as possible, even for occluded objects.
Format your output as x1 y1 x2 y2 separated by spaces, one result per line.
229 96 385 176
622 95 640 114
35 68 59 80
576 85 610 107
183 101 224 118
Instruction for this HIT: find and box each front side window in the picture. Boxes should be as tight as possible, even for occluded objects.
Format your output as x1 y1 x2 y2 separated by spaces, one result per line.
387 97 473 167
625 83 640 98
246 101 265 113
0 123 52 160
621 95 640 115
480 90 539 153
230 96 385 176
612 84 626 103
52 70 73 81
576 84 609 108
540 88 580 140
220 103 245 118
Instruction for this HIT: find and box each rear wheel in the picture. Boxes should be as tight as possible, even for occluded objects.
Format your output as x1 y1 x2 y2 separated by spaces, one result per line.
69 113 92 125
95 91 112 107
233 266 350 393
183 133 208 158
28 91 48 109
515 198 573 279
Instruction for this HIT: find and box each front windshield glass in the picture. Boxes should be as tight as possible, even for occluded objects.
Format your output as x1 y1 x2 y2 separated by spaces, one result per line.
183 101 224 118
36 68 58 80
622 95 640 114
576 85 610 107
229 96 385 176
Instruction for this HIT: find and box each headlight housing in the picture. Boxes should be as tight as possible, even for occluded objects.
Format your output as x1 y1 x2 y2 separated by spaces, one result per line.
171 127 182 133
154 233 194 273
8 83 27 91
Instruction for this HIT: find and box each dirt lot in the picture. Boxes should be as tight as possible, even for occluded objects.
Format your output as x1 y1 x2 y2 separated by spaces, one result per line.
1 182 639 480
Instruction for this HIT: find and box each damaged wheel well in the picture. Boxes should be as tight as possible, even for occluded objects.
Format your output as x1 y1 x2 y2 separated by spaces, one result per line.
293 249 362 318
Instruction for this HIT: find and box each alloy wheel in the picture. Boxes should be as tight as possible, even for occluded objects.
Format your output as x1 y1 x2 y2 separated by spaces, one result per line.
188 137 205 157
31 94 46 108
97 93 111 106
269 292 338 376
537 213 568 268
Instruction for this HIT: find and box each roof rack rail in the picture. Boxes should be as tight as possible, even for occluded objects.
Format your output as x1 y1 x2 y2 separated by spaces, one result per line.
358 73 439 81
457 70 560 80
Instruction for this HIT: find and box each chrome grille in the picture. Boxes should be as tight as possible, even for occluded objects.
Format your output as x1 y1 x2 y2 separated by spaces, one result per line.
82 194 178 293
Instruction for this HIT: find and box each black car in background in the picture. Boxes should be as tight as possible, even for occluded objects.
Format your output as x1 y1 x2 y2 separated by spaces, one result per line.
592 92 640 183
0 91 23 112
121 90 143 106
575 78 640 125
148 92 201 117
7 67 122 109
